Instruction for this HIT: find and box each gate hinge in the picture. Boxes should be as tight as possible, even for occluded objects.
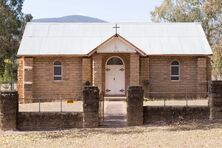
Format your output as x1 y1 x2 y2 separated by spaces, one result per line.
119 68 125 71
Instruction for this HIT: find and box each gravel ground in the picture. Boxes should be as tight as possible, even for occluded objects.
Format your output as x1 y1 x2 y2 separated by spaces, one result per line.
1 120 222 148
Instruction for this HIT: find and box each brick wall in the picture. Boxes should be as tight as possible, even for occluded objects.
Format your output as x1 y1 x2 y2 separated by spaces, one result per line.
83 86 99 128
24 58 33 99
197 58 208 93
0 92 18 131
82 58 92 85
17 58 34 101
17 58 24 99
33 57 82 100
146 56 211 97
130 53 140 86
140 57 149 97
17 112 83 130
18 55 211 99
92 54 102 91
209 81 222 120
127 86 144 126
143 106 209 123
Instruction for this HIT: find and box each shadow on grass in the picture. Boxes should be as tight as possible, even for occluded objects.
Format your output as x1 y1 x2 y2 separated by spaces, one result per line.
144 119 222 132
167 120 222 132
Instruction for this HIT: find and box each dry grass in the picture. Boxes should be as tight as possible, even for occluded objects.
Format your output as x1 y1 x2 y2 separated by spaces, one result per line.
1 120 222 148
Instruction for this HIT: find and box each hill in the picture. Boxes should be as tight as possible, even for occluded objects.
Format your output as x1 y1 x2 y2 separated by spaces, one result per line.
32 15 107 23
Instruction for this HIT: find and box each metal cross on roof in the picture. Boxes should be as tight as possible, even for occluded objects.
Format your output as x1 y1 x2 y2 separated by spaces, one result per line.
113 24 120 35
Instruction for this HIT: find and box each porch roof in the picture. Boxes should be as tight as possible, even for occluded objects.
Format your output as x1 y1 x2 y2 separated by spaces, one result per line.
17 22 212 57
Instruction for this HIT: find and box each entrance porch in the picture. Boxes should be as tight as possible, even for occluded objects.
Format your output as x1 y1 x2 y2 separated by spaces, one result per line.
86 53 140 97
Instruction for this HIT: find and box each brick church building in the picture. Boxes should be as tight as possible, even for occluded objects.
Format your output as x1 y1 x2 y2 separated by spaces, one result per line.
17 22 212 101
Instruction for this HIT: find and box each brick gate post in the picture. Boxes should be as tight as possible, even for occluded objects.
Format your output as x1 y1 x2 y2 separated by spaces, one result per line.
83 86 100 128
0 92 18 130
127 86 144 126
210 81 222 120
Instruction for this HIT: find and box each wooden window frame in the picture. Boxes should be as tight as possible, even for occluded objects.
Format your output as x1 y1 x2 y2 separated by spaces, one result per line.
170 61 180 81
53 61 63 81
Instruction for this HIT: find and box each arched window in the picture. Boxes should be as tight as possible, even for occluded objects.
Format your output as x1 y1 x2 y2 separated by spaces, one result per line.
171 61 180 80
53 61 62 80
107 57 123 65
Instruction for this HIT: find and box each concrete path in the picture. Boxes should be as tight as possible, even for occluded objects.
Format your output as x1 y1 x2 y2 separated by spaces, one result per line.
101 101 127 127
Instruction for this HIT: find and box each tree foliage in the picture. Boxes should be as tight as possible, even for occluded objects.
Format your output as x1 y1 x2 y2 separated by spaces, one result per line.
0 0 32 83
151 0 222 76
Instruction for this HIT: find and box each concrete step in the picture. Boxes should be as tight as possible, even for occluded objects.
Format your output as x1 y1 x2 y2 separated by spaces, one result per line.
104 97 127 101
100 115 127 127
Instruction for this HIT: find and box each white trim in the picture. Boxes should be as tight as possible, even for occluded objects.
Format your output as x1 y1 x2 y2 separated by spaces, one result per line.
87 34 147 57
24 66 33 70
97 36 136 54
170 60 180 81
24 81 32 84
106 56 125 66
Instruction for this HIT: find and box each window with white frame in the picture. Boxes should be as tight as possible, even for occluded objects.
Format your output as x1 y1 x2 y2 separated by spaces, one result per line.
53 61 62 80
171 61 180 80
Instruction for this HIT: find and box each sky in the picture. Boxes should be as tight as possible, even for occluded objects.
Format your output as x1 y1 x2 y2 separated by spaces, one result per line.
22 0 164 22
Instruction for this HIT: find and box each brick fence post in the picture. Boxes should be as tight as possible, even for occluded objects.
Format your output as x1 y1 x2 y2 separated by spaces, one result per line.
209 81 222 120
83 86 99 128
127 86 144 126
0 92 18 130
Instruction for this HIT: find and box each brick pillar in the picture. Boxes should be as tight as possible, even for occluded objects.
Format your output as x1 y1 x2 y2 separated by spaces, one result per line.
82 58 92 85
130 53 140 86
0 92 18 130
83 86 99 128
127 86 144 126
92 54 102 91
209 81 222 120
23 58 34 100
17 58 24 99
197 58 208 93
140 57 149 97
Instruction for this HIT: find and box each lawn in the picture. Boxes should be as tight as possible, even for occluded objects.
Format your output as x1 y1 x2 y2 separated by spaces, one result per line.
1 120 222 148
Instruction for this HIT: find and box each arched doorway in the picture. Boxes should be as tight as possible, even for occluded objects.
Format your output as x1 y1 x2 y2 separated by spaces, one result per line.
105 56 125 96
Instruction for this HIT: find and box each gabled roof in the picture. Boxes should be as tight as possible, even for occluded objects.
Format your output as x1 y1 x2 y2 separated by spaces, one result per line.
88 34 147 56
17 22 212 57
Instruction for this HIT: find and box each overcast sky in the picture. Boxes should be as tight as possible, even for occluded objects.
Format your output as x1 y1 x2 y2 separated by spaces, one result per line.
22 0 163 22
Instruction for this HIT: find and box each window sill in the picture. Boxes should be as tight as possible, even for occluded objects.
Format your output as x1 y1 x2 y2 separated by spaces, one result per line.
170 80 180 82
53 80 64 82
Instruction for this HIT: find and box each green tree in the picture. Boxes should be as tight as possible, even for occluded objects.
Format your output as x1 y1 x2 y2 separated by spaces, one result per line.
151 0 222 77
0 0 32 84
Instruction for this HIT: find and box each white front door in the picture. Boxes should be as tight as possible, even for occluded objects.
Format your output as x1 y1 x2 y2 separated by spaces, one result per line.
105 57 125 95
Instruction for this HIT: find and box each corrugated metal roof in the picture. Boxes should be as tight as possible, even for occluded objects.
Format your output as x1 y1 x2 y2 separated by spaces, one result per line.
17 22 212 56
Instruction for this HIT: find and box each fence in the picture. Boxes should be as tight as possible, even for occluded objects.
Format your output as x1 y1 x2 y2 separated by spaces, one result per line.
19 97 83 112
0 83 17 92
18 92 209 112
144 92 209 107
99 92 105 122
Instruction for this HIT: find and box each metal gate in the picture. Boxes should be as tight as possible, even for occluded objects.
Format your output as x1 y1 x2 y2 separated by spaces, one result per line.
99 91 105 124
